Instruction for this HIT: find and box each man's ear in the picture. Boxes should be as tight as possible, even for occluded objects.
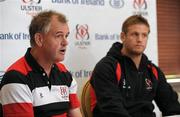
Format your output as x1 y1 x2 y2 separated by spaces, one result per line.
120 32 126 42
34 33 43 47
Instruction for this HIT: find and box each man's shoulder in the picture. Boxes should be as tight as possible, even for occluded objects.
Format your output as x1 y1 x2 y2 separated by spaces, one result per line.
94 56 119 71
1 57 31 89
147 62 161 80
99 56 119 65
6 56 32 76
55 63 68 72
148 62 161 72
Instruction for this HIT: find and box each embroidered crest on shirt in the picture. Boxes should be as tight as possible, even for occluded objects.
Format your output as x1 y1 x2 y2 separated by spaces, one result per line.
60 86 68 100
145 78 152 90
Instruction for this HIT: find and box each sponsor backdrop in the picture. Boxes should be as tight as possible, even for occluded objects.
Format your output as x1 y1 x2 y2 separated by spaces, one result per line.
0 0 157 97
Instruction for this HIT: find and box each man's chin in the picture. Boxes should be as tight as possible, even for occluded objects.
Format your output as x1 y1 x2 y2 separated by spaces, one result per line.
135 52 143 56
132 50 144 56
55 57 65 63
134 49 144 54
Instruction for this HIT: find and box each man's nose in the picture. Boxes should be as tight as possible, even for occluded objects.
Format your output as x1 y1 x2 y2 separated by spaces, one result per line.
62 38 68 46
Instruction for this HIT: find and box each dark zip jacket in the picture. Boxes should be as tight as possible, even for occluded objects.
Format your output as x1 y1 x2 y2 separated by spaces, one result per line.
90 42 180 117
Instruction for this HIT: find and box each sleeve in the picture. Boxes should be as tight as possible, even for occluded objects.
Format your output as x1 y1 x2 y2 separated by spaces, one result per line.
0 71 34 117
154 68 180 116
69 78 80 109
90 59 131 117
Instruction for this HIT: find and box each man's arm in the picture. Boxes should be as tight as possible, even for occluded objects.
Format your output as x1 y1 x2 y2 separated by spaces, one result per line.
68 108 82 117
0 71 34 117
90 59 131 117
68 78 82 117
154 67 180 116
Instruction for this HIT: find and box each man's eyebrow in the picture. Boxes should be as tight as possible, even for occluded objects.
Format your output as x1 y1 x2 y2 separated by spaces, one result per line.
55 31 69 34
55 31 64 35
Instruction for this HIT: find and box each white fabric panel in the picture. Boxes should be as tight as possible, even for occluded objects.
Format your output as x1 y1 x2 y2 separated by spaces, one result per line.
69 78 78 94
32 85 69 106
0 83 32 105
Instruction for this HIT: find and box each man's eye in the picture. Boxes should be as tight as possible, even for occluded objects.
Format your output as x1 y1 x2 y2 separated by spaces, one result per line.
65 34 69 38
56 35 63 38
131 33 138 37
142 34 148 38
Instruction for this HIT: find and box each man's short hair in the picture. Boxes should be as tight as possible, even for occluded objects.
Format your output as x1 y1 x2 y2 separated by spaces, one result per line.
122 15 150 34
29 10 68 46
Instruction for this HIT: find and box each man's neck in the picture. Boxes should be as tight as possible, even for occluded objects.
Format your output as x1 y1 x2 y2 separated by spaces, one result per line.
30 47 52 77
121 48 142 69
130 55 142 69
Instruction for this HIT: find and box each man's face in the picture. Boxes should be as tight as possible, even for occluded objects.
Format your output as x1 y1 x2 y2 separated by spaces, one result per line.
41 16 69 63
121 24 149 56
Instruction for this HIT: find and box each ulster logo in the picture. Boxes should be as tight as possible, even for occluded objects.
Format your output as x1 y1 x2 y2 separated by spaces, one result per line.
132 0 148 16
74 24 91 49
22 0 41 4
60 87 68 96
76 24 89 40
59 86 69 100
21 0 42 16
145 78 152 90
133 0 147 10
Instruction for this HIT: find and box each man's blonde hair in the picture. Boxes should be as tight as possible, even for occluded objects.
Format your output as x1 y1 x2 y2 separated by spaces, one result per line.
122 15 150 34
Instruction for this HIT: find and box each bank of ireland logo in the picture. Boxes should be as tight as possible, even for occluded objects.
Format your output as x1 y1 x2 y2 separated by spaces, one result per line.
75 24 91 49
21 0 42 16
109 0 124 9
133 0 147 10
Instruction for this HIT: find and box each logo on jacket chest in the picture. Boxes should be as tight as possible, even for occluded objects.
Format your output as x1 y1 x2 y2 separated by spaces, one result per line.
145 78 152 90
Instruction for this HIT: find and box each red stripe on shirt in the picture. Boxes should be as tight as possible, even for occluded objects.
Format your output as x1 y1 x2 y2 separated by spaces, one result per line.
69 94 80 109
56 63 67 72
116 63 121 83
3 103 33 117
7 57 32 75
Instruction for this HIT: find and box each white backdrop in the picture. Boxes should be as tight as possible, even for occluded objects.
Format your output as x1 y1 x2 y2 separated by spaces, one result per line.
0 0 161 116
0 0 158 79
